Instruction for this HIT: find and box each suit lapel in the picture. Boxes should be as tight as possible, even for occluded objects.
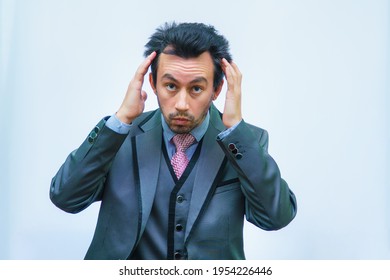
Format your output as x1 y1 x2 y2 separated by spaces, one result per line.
135 110 163 234
185 104 226 241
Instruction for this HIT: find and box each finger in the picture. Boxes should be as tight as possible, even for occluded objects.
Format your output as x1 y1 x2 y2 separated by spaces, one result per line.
222 59 241 77
134 51 157 80
221 58 231 79
229 62 242 87
221 58 236 88
222 59 242 89
229 61 242 77
221 58 230 74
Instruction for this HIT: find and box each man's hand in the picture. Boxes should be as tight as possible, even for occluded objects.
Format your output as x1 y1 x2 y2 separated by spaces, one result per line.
116 52 157 124
221 58 243 128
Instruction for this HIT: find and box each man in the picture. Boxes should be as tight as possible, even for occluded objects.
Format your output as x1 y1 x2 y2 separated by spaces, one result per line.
50 22 297 260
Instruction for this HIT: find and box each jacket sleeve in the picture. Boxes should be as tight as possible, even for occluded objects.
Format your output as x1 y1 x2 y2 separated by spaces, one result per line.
217 120 297 230
50 118 128 213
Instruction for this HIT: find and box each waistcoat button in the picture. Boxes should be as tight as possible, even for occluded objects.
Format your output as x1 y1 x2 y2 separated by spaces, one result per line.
176 195 184 203
174 251 182 260
175 224 183 231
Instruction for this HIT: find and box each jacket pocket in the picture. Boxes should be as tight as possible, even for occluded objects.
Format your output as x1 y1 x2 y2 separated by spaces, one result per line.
214 178 240 194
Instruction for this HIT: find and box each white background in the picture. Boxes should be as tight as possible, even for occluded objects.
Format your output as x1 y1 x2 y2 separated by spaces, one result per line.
0 0 389 259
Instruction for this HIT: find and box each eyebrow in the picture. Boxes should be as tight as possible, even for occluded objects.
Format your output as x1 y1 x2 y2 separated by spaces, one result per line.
161 73 208 85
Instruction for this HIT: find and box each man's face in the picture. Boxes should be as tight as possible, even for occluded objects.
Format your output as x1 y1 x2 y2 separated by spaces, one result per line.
150 51 223 134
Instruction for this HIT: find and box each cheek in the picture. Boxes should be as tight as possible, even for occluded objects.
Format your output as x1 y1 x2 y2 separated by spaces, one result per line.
156 94 176 117
190 96 213 115
164 98 177 107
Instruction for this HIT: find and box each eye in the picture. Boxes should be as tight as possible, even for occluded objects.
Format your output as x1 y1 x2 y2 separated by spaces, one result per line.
192 86 203 94
166 83 176 91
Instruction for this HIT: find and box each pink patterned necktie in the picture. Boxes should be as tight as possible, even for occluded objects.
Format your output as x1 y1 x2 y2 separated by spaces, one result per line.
171 133 196 179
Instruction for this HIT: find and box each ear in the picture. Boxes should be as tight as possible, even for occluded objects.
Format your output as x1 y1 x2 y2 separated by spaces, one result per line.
212 80 224 101
149 73 157 95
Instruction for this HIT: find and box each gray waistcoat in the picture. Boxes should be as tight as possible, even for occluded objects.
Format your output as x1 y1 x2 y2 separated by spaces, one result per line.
130 140 202 259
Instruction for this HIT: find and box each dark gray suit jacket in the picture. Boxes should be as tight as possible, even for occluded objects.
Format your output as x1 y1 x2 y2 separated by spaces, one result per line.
50 104 297 259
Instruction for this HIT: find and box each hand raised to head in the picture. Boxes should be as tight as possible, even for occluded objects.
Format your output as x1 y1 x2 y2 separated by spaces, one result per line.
221 58 243 128
116 51 157 124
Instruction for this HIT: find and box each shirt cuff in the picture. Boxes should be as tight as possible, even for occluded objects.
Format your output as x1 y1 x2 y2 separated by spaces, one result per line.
105 114 132 134
217 120 242 139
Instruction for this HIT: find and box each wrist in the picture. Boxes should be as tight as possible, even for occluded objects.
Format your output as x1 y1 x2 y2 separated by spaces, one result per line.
223 113 242 128
115 109 135 124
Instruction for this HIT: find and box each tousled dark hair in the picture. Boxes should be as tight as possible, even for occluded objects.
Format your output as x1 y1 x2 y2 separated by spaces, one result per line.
144 22 232 91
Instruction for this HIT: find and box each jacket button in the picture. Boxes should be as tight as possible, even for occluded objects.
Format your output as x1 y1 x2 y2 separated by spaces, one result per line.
88 130 98 143
228 143 236 150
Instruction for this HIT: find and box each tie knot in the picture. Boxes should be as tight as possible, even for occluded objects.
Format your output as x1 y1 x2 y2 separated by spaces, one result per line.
172 133 195 152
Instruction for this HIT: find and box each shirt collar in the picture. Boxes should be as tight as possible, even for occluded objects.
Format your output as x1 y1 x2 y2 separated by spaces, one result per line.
161 111 210 143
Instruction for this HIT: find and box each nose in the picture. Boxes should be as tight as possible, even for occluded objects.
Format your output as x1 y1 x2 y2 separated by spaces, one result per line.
174 90 189 112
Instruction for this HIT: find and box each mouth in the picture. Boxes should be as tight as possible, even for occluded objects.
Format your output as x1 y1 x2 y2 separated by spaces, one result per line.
172 117 190 125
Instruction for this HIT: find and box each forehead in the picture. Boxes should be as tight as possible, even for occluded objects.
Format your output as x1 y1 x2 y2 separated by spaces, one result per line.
157 52 214 82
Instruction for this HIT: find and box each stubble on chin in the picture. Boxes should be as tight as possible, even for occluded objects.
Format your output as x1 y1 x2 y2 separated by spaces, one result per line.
166 111 207 134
